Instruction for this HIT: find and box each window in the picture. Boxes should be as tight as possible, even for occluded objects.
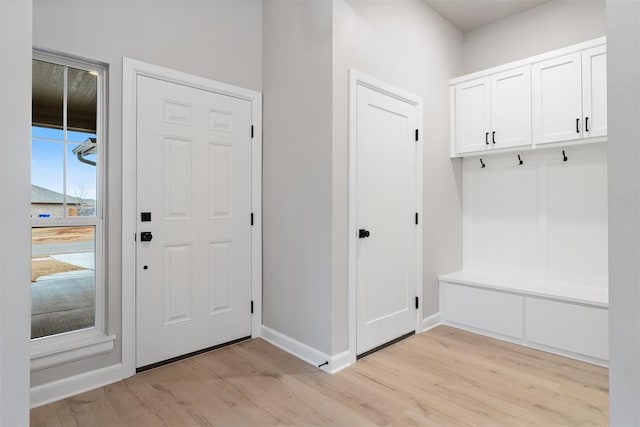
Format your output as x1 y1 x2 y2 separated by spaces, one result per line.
30 50 108 359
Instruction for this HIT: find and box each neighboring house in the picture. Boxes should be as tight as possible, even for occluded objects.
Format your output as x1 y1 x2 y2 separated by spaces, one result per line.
31 184 95 217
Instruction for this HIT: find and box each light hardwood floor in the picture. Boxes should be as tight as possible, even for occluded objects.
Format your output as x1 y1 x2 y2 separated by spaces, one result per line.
31 326 608 426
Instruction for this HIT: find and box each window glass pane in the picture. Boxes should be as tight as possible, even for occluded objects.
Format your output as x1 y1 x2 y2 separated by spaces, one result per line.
32 60 64 129
31 226 95 339
31 139 64 219
67 67 97 135
67 130 97 143
67 141 97 217
32 126 63 141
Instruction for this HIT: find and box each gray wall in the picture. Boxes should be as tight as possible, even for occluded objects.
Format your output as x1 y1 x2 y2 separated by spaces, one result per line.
262 0 334 354
262 0 463 357
32 0 263 387
0 0 32 423
331 0 463 352
461 0 606 74
607 1 640 424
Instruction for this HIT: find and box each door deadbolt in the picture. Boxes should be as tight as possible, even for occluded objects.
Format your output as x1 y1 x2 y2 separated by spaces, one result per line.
140 232 153 242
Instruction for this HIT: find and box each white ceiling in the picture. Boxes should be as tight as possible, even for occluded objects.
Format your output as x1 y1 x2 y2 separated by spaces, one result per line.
423 0 551 32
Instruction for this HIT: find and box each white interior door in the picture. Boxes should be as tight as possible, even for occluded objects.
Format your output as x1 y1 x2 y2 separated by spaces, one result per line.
490 66 531 149
455 77 490 154
582 45 607 138
356 84 418 355
136 76 252 368
532 53 583 145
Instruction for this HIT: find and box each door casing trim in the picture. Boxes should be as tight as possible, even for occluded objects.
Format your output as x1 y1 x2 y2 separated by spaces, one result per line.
121 58 262 378
347 69 424 364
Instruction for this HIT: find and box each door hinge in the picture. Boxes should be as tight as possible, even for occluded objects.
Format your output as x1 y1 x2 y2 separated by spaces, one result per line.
415 129 419 142
251 125 254 138
134 233 137 242
415 296 419 309
251 300 254 314
251 212 254 226
415 212 419 225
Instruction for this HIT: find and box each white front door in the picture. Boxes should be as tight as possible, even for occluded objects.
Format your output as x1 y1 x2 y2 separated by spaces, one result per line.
136 76 253 368
356 83 419 355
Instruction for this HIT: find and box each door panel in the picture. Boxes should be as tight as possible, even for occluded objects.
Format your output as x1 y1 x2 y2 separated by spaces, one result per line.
582 46 607 138
532 53 582 145
136 76 252 368
491 66 531 149
455 78 490 154
356 84 418 355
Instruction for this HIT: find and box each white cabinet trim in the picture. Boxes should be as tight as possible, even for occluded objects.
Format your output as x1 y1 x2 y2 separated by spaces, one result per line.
450 37 606 86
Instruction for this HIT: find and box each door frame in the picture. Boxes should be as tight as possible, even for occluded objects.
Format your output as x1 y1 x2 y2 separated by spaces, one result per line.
121 58 262 378
348 69 423 362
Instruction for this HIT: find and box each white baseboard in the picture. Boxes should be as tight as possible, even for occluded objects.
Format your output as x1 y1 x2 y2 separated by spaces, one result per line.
421 312 442 332
260 325 354 374
329 350 354 374
30 363 123 408
442 322 609 368
260 325 331 372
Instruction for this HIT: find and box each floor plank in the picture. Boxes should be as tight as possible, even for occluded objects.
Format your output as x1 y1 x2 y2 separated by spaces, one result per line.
31 326 608 426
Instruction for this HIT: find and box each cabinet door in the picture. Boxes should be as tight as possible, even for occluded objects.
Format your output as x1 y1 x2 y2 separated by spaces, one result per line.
454 77 490 154
490 66 531 149
532 53 582 145
582 45 607 138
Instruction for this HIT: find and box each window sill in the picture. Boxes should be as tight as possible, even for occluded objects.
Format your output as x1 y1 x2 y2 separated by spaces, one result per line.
31 329 116 371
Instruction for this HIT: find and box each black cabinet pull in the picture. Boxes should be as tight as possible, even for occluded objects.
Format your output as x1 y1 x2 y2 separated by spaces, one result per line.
576 118 580 133
485 132 489 145
586 117 590 133
492 131 496 144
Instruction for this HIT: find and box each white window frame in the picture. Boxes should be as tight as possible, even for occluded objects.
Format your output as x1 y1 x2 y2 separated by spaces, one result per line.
30 49 114 371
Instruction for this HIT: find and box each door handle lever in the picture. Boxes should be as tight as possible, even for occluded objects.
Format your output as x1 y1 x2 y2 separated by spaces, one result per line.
358 229 370 238
140 232 153 242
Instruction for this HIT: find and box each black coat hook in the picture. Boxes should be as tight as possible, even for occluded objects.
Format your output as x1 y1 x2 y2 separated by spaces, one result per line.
518 154 523 166
562 150 568 162
480 158 485 168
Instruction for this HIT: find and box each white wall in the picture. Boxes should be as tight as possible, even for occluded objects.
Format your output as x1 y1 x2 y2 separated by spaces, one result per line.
607 1 640 424
331 0 463 352
0 0 33 424
462 0 606 74
32 0 262 387
262 0 334 354
462 145 608 287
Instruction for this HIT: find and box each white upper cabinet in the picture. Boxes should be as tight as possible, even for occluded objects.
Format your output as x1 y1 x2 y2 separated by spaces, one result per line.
532 53 583 145
490 67 532 149
450 38 607 158
454 67 530 154
532 46 607 145
582 45 607 138
454 78 490 154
